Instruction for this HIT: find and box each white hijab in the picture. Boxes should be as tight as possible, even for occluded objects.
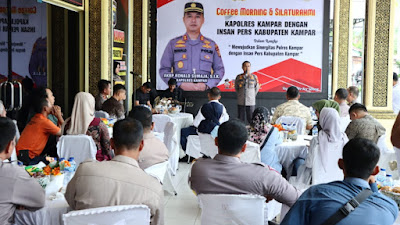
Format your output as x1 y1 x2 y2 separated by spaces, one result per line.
318 108 349 171
67 92 95 135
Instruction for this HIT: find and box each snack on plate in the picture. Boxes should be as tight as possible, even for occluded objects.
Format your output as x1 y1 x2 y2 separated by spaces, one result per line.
392 187 400 193
380 186 392 192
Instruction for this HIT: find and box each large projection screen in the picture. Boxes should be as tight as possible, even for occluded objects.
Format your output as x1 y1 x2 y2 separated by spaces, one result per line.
156 0 324 93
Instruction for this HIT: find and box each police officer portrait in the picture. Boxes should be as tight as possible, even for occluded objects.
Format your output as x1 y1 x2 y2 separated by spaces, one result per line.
159 2 225 91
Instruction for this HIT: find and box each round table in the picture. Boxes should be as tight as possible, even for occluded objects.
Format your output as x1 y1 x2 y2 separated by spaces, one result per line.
275 135 311 177
14 196 70 225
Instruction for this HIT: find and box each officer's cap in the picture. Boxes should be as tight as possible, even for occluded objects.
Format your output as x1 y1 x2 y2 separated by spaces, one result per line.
184 2 204 14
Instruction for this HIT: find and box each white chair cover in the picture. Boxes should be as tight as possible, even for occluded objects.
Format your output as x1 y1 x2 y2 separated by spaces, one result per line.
241 141 261 163
152 114 171 133
276 116 306 135
144 161 168 184
198 133 218 158
377 134 393 154
311 145 343 185
144 161 177 195
63 205 151 225
198 194 266 225
164 122 179 175
57 135 97 165
339 116 351 132
94 110 110 119
186 135 203 159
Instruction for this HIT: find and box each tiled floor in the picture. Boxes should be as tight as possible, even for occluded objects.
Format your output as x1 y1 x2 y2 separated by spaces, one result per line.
164 162 201 225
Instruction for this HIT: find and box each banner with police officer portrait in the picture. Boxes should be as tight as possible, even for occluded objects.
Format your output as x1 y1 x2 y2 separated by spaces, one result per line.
157 0 324 92
0 0 47 87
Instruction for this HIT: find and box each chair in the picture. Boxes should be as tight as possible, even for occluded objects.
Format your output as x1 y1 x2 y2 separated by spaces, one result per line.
198 132 218 158
144 161 177 195
197 194 266 225
275 116 306 135
377 134 393 154
63 205 151 225
311 144 343 185
94 110 110 119
57 135 97 165
152 114 172 133
163 122 179 175
339 116 351 132
241 141 261 163
186 135 203 162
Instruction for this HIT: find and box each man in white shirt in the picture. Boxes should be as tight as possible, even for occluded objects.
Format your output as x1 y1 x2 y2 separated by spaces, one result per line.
334 88 350 117
180 87 229 158
393 73 400 114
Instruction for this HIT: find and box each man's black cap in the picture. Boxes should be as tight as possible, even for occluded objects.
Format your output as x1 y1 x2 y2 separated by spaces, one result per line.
184 2 204 14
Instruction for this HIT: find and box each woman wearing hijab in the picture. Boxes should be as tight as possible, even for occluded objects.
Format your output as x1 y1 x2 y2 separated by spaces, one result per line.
296 108 348 185
312 99 340 118
197 102 223 137
248 107 283 173
62 92 112 161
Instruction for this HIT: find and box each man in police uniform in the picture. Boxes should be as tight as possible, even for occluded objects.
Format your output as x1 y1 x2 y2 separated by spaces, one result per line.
235 61 259 124
159 2 225 91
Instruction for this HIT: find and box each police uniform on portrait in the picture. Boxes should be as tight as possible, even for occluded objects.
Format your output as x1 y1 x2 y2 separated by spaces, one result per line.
159 2 225 90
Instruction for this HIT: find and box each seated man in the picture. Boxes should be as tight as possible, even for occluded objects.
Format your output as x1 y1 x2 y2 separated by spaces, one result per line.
95 79 111 111
0 117 45 224
134 82 152 109
180 87 229 152
334 88 350 117
271 86 313 130
160 78 184 102
102 84 126 119
281 138 398 225
347 86 359 106
128 106 169 170
190 119 300 207
65 119 164 225
345 103 386 143
16 88 63 165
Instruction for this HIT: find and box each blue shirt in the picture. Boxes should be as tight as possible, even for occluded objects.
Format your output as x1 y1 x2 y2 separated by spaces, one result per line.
281 178 398 225
260 128 282 173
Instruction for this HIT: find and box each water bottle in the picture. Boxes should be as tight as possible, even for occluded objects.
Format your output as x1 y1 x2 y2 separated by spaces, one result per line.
383 174 394 187
68 157 77 172
312 125 318 136
376 168 387 184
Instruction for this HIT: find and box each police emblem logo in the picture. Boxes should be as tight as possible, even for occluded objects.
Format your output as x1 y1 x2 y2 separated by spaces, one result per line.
182 54 187 59
183 35 188 41
200 35 204 41
204 55 210 60
202 44 212 49
191 3 196 8
178 61 184 68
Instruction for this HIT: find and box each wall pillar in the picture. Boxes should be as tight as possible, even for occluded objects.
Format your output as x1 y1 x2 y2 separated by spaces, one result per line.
364 0 396 146
332 0 353 92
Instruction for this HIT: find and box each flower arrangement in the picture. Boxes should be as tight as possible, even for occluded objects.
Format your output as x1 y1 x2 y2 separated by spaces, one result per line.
273 124 285 131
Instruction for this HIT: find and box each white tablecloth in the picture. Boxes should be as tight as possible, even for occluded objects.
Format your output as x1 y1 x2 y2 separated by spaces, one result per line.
153 113 194 153
153 113 194 137
14 196 70 225
275 135 310 175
